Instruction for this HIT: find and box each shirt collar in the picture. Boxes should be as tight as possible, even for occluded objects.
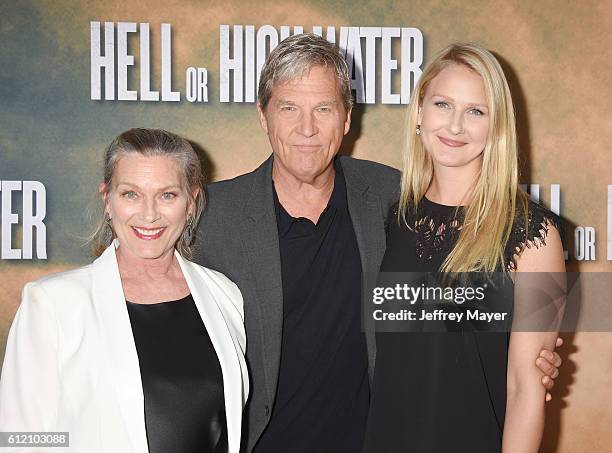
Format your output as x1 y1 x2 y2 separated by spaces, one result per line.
272 156 347 225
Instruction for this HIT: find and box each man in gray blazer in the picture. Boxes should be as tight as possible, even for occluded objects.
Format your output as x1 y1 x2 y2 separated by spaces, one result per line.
194 33 562 453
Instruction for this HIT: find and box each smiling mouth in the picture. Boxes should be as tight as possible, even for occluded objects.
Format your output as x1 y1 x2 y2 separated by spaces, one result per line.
131 226 165 240
437 136 467 147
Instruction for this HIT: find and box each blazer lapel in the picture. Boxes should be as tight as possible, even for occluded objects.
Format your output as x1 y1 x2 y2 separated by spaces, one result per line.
240 156 284 403
91 243 148 453
340 157 388 382
176 254 244 453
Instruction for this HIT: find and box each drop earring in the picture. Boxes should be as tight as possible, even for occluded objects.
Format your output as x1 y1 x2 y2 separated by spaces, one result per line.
183 215 194 245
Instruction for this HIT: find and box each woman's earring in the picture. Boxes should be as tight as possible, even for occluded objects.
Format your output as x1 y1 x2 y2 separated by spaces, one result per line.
183 215 194 244
416 125 421 135
104 213 113 231
104 213 114 241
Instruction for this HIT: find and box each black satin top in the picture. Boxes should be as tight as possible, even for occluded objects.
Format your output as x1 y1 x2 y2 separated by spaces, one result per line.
126 294 228 453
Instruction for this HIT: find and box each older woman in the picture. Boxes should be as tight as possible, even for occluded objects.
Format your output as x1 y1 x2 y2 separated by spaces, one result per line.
0 129 248 453
364 44 565 452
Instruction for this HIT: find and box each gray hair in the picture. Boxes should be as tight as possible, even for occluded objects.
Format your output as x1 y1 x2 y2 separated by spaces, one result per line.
89 128 205 258
257 33 353 111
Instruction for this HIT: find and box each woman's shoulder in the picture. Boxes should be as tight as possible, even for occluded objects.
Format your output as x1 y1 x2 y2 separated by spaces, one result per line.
525 198 562 229
505 198 564 271
16 265 96 322
25 264 94 298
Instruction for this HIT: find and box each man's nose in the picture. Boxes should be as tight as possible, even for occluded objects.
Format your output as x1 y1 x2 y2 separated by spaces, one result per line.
297 111 318 137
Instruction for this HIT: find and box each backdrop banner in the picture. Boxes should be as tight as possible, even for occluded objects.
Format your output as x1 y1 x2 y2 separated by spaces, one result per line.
1 1 611 451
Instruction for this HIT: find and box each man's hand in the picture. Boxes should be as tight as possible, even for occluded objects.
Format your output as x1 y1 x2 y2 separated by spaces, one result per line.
536 336 563 401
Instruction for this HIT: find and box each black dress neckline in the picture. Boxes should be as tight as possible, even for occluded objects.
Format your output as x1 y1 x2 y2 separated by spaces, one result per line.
421 195 464 210
126 294 191 306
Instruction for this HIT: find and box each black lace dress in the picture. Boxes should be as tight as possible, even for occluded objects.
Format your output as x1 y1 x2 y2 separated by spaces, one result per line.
363 197 560 453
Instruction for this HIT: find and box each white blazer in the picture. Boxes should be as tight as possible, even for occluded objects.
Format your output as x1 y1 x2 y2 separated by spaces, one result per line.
0 243 249 453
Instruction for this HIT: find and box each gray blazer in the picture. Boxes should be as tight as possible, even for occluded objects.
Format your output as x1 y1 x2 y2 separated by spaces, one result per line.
194 155 400 452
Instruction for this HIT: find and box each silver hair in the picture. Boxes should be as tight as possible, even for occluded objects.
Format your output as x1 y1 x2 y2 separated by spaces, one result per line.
88 128 205 258
257 33 353 111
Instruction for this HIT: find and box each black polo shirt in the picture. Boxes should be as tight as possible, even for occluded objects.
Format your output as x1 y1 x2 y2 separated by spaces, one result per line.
253 161 369 453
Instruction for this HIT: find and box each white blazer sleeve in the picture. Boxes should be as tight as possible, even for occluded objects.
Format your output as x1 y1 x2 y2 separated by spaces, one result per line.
0 282 61 434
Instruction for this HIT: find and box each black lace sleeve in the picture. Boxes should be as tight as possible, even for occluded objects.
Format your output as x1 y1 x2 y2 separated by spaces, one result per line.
505 199 564 272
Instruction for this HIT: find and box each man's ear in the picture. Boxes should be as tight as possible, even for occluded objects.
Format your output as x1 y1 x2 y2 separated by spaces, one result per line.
257 102 269 134
343 107 352 136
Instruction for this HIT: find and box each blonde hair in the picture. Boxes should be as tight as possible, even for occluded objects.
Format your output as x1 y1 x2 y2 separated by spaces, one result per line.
399 43 528 273
88 128 205 258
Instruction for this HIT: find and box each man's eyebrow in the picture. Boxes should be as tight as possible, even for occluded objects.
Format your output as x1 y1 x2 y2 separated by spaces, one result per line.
276 99 298 106
274 99 339 106
315 99 339 106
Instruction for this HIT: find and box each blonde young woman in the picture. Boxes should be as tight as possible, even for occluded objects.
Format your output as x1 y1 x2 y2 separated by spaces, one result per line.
0 129 248 453
363 44 565 452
